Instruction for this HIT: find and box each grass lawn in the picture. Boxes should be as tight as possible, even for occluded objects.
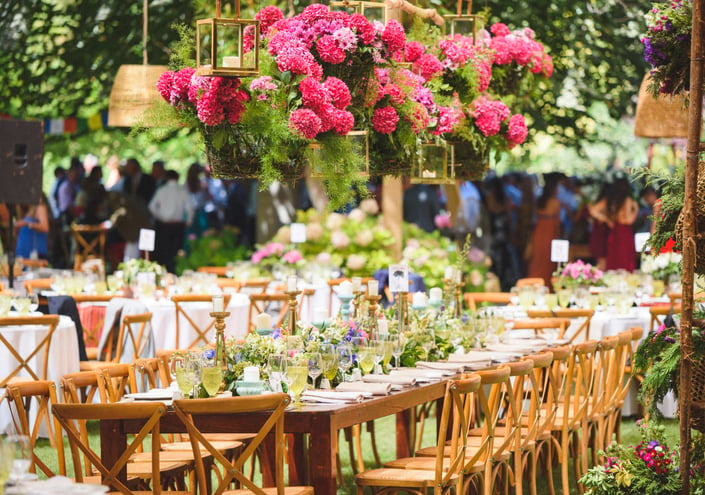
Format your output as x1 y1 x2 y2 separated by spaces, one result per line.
28 413 680 494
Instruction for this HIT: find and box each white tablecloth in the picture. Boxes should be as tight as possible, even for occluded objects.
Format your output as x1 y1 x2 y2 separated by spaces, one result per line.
0 314 79 434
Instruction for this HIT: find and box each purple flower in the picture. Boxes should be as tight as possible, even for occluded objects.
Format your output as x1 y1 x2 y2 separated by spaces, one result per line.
203 349 215 360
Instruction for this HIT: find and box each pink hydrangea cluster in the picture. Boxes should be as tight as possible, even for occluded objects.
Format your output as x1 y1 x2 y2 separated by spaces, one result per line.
289 76 354 139
473 97 510 137
413 53 444 81
507 114 528 147
251 242 286 264
381 20 406 54
438 36 476 70
249 76 278 101
560 259 604 282
488 23 553 77
157 69 249 126
431 105 463 135
372 106 399 134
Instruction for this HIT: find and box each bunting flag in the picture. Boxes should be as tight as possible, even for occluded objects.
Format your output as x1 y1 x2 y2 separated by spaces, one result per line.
1 111 110 136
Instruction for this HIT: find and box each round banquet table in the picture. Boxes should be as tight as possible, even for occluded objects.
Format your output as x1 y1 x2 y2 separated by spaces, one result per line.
0 313 79 434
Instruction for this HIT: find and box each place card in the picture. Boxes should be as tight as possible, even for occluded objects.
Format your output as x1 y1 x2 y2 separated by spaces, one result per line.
550 239 569 263
290 223 306 243
388 264 409 293
138 228 156 252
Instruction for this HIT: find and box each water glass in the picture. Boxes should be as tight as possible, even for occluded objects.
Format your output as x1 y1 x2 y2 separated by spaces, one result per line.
12 294 32 315
337 343 353 382
287 356 308 404
0 294 12 317
319 344 338 389
267 354 288 393
6 435 31 484
307 352 322 389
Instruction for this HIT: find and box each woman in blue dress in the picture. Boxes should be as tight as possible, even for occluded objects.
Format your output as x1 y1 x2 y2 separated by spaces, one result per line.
15 194 50 259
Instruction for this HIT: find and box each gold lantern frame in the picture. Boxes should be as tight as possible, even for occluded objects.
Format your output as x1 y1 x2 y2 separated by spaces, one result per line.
444 0 484 40
196 0 260 77
330 0 389 24
308 130 370 179
411 139 456 185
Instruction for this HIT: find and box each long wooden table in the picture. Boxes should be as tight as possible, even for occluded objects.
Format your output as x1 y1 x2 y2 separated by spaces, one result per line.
100 380 447 494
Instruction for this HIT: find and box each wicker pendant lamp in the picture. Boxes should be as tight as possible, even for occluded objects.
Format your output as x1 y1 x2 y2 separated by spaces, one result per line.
634 73 689 138
107 0 168 127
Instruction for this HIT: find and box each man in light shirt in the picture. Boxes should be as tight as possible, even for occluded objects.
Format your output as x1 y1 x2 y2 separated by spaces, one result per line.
148 170 193 273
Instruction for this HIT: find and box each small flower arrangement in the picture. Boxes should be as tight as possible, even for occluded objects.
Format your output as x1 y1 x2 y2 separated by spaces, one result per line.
554 260 604 289
579 420 683 495
640 0 693 96
640 250 682 281
117 258 166 286
251 242 303 267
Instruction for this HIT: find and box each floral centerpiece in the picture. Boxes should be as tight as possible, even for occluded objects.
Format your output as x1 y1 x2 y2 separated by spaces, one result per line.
640 250 682 282
554 260 604 290
641 0 693 96
117 258 166 286
251 242 303 267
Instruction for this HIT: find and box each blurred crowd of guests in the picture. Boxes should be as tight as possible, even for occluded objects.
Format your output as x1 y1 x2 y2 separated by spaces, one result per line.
0 156 659 286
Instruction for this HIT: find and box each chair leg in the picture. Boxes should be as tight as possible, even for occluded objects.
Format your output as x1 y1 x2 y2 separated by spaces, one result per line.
366 421 382 467
561 430 570 495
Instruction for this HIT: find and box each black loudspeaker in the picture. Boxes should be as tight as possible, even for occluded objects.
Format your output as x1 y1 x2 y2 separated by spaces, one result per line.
0 119 44 205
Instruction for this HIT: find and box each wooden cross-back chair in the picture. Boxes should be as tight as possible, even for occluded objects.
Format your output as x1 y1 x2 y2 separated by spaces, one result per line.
356 374 482 495
512 317 572 342
70 223 108 271
81 312 154 372
247 293 290 333
215 277 242 292
23 278 53 295
96 363 139 403
53 401 190 495
0 315 60 388
171 294 232 349
615 327 645 437
526 309 595 343
463 292 512 312
197 266 228 277
515 277 546 288
238 279 271 295
173 393 312 495
73 294 118 358
5 380 66 477
650 304 680 332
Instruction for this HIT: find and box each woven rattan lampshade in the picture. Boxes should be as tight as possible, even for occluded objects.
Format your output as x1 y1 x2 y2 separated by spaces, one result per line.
634 73 689 138
107 64 167 127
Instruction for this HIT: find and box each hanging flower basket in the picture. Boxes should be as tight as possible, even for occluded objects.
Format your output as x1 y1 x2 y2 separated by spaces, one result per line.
448 140 490 180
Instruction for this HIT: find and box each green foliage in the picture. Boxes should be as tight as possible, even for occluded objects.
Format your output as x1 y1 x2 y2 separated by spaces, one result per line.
175 228 251 275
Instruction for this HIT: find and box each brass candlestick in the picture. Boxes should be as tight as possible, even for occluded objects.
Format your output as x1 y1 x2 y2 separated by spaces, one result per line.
286 290 301 335
366 293 381 337
352 290 364 320
396 290 409 333
209 311 231 369
442 277 454 312
454 283 463 318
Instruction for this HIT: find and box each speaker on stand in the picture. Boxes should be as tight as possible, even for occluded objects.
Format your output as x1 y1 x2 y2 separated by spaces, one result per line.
0 119 44 289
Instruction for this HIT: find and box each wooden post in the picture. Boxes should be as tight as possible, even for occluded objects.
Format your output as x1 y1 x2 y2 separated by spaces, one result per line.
680 0 704 493
382 176 403 260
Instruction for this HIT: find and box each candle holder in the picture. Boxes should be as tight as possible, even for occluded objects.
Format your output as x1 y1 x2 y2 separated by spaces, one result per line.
285 290 301 335
338 294 354 322
442 277 455 313
454 280 463 318
411 304 427 313
366 293 381 337
396 290 409 333
429 298 443 316
352 290 364 320
209 311 231 370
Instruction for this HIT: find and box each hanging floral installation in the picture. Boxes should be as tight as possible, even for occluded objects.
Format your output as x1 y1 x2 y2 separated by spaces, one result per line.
148 4 552 208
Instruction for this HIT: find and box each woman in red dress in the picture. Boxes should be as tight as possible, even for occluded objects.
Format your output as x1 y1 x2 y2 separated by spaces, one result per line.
527 174 561 287
588 177 638 271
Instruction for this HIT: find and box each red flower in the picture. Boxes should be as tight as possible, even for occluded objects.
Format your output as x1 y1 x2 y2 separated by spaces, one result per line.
659 237 678 254
346 14 376 45
490 23 511 36
323 77 351 110
300 77 330 110
157 71 174 101
381 20 406 54
256 6 284 34
413 53 443 81
289 108 322 139
372 106 399 134
404 41 425 63
317 35 346 64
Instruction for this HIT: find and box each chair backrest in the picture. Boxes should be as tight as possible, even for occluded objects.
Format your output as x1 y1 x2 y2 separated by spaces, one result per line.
173 393 291 495
23 278 54 295
526 309 595 343
0 315 60 387
53 401 167 495
561 340 599 431
247 293 290 333
650 304 679 332
70 224 107 271
96 363 139 403
589 336 620 421
5 380 66 477
215 277 242 292
611 330 636 411
519 351 554 447
171 294 232 349
502 359 536 457
238 279 271 295
60 370 101 404
515 277 545 288
432 373 481 491
135 357 170 391
463 292 512 312
512 317 572 341
197 266 228 277
463 366 512 475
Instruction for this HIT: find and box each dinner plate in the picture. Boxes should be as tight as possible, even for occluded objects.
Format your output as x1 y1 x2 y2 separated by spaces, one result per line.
124 389 174 400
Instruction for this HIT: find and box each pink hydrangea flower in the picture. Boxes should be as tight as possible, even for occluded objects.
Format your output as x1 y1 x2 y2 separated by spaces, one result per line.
323 77 351 109
413 53 444 81
289 108 322 139
381 20 405 53
157 71 174 101
346 14 376 45
372 106 399 134
300 76 330 109
490 23 511 36
283 249 303 264
250 76 277 92
300 4 330 23
256 6 284 34
317 35 346 64
331 108 355 134
507 114 528 146
383 83 406 105
403 41 425 62
171 67 195 105
332 27 358 51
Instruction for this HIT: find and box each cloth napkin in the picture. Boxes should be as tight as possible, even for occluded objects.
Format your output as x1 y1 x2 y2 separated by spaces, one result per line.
485 343 539 354
389 369 446 382
301 390 365 404
446 353 493 369
415 361 465 373
337 381 392 395
362 374 416 387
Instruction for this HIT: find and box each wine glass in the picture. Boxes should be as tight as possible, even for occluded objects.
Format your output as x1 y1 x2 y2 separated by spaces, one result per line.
287 356 308 405
357 345 375 375
418 328 435 361
372 339 385 374
28 293 39 313
392 333 406 369
557 289 571 309
319 344 338 389
170 354 193 398
267 354 288 393
201 362 223 397
0 293 12 317
338 342 353 382
12 292 32 316
307 352 322 389
6 434 31 484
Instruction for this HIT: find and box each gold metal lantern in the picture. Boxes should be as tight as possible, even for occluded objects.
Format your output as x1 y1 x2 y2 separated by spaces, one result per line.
444 0 484 39
411 139 455 184
196 0 260 77
330 0 388 24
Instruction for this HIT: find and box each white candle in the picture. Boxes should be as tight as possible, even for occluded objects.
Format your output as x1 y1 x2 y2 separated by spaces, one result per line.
313 307 328 324
368 280 379 297
429 287 443 302
444 266 455 280
377 318 388 335
287 276 298 292
351 276 362 293
412 291 427 307
222 56 241 68
255 312 272 331
212 294 224 313
455 269 463 285
338 280 353 296
243 366 260 382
